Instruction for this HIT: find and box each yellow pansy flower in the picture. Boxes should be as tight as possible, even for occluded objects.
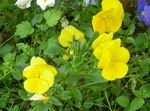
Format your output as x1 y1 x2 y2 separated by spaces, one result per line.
58 25 85 47
100 47 130 81
23 56 57 94
96 41 130 81
92 0 124 34
92 9 122 34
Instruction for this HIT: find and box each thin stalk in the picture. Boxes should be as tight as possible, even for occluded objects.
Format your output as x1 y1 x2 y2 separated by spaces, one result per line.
104 90 112 111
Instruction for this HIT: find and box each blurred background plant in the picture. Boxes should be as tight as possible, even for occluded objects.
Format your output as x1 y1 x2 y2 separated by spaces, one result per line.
0 0 150 111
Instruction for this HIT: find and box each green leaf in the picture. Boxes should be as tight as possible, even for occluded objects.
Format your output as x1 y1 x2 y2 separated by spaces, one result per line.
71 87 82 101
61 90 72 100
125 37 135 44
135 33 149 49
31 14 43 25
10 105 19 111
44 9 62 27
83 100 93 109
140 84 150 98
72 56 84 67
140 59 150 76
129 98 145 111
127 24 135 35
51 97 62 106
116 96 129 108
44 44 65 56
12 67 23 80
0 44 13 57
15 21 34 38
35 103 49 111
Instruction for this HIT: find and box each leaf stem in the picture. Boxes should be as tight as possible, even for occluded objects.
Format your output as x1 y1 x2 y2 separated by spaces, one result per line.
104 90 113 111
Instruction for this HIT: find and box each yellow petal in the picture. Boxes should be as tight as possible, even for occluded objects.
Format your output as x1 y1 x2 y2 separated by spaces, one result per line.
102 9 122 33
40 70 54 87
58 25 85 47
92 32 113 49
92 12 106 34
47 65 57 76
24 78 49 94
97 50 111 69
23 66 39 78
93 47 103 60
92 9 122 33
58 31 73 47
112 47 130 63
102 62 128 81
104 38 121 53
31 56 47 66
102 0 124 18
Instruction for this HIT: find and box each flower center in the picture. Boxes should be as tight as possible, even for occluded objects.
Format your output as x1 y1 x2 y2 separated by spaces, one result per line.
142 11 144 15
44 0 47 3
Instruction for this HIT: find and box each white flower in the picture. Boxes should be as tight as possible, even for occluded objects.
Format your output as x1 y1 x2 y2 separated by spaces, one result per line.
15 0 32 9
37 0 55 10
84 0 96 5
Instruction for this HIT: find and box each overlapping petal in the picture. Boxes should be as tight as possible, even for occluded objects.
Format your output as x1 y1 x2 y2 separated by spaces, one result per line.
92 33 113 49
102 62 128 81
102 0 124 18
112 47 130 63
24 78 49 94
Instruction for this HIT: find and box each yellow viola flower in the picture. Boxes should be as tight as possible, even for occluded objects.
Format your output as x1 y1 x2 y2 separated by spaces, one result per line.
58 25 85 47
92 9 122 34
97 44 130 81
92 32 113 49
92 0 124 34
23 56 57 94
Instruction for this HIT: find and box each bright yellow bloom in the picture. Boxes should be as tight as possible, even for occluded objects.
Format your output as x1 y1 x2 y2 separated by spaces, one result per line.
92 0 124 34
23 56 57 94
94 39 130 81
58 25 85 47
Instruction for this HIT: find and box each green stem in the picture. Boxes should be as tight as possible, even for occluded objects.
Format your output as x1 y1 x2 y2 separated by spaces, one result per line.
0 71 11 81
0 35 14 47
79 82 113 89
124 15 137 40
104 90 112 111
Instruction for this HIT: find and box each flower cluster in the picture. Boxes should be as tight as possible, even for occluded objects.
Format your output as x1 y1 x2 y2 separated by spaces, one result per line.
137 0 150 26
23 56 57 94
92 0 124 34
91 0 130 81
15 0 55 10
92 33 130 81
